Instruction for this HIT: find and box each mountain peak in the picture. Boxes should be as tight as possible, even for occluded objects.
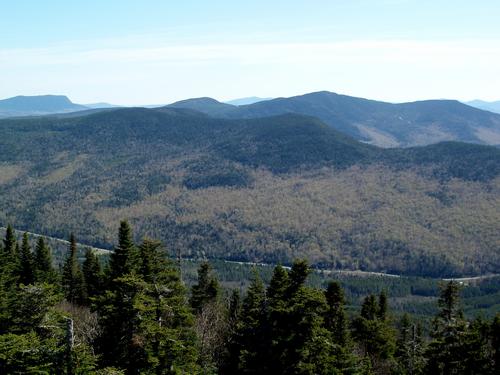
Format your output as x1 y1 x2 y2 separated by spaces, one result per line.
0 94 87 115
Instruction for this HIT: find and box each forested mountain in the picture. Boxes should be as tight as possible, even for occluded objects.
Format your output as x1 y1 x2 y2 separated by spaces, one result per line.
169 91 500 147
1 107 499 276
0 95 88 117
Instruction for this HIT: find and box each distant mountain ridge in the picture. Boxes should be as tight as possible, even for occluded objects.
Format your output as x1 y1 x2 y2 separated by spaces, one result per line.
169 91 500 148
3 91 500 148
0 95 88 117
225 96 272 105
466 100 500 114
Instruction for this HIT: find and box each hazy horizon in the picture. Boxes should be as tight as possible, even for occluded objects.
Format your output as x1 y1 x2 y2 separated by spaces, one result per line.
2 1 500 105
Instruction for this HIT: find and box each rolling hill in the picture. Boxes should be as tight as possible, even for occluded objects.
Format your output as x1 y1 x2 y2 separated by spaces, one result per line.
169 91 500 147
0 107 499 277
0 95 88 117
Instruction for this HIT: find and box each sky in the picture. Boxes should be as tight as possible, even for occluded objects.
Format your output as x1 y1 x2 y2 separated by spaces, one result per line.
1 0 500 105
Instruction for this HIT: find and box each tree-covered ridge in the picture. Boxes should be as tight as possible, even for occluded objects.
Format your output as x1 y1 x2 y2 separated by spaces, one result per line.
169 91 500 147
0 108 499 276
0 222 499 374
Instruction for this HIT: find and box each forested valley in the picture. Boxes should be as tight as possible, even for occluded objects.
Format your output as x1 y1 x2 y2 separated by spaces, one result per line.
1 222 499 374
1 108 499 277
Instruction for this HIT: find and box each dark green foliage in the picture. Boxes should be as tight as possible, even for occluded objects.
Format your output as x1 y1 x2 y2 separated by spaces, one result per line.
492 314 500 373
377 290 388 320
138 238 166 283
395 314 425 375
34 236 56 282
234 270 266 374
82 248 102 302
325 281 350 346
61 234 86 305
426 281 467 374
96 228 199 374
1 222 500 374
18 232 35 285
108 221 138 282
231 261 359 374
353 292 397 371
190 262 220 313
2 224 17 257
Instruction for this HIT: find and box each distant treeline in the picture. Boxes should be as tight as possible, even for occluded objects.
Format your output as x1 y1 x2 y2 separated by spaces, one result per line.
1 222 499 374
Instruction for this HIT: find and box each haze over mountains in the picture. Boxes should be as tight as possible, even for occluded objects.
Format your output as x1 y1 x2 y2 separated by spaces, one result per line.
2 91 500 148
1 105 499 277
0 95 87 117
466 100 500 114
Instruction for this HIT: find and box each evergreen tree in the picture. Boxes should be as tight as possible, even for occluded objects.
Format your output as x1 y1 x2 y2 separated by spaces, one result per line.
61 234 86 305
18 232 35 285
33 236 56 283
82 248 102 303
228 289 241 323
2 224 17 257
265 265 291 373
190 262 220 313
96 239 199 374
325 281 350 346
234 270 266 374
108 220 138 282
353 292 396 372
426 281 467 374
1 225 20 285
324 281 361 374
138 238 165 283
0 225 19 330
396 314 425 375
492 313 500 374
377 290 388 321
287 258 310 297
461 317 493 374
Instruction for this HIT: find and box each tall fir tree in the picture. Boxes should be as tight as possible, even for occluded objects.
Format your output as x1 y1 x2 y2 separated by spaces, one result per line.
324 281 350 347
353 292 396 372
82 248 103 303
2 224 17 257
33 237 56 283
234 269 267 374
18 232 35 285
1 225 19 284
61 234 86 305
96 233 199 374
108 220 138 282
426 281 467 374
138 238 164 283
190 262 220 313
396 314 425 375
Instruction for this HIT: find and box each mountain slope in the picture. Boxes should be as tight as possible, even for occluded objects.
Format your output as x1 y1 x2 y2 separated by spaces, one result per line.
169 91 500 148
168 97 237 117
0 108 499 277
0 95 88 117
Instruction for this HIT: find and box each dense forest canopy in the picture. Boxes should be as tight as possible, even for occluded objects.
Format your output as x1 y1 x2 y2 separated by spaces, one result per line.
1 108 499 277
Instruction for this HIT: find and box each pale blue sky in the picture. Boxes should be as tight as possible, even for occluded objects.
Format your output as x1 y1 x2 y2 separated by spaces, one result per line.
1 0 500 105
